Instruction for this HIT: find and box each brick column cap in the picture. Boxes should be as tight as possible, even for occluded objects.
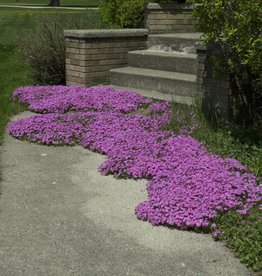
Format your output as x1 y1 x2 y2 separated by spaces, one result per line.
196 41 207 52
145 3 195 10
64 29 149 39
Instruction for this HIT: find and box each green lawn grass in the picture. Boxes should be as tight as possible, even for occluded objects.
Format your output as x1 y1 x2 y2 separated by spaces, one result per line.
0 8 35 143
0 0 100 7
0 7 99 143
0 45 30 143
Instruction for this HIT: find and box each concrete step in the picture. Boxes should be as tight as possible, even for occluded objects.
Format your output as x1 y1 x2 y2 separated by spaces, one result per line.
110 67 196 98
128 50 197 74
148 33 201 54
111 85 194 105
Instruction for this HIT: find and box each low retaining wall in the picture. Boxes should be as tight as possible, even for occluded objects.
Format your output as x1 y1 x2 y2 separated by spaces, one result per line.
144 3 195 33
64 29 148 86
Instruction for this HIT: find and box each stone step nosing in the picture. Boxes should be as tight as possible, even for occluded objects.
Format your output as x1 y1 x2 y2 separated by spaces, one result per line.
110 67 196 83
128 50 197 59
148 33 202 40
147 33 202 54
127 51 197 74
111 85 195 105
110 67 196 97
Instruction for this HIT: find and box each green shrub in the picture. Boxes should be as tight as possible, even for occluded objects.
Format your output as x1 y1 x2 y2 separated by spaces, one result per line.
99 0 149 28
99 0 187 28
155 0 187 2
116 0 149 28
18 11 101 85
99 0 119 28
191 0 261 74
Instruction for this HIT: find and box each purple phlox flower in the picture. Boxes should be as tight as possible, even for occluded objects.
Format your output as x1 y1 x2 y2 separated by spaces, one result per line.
9 85 262 230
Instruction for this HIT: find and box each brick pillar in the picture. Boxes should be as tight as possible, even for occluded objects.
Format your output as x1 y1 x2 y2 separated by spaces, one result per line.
64 29 148 86
144 3 196 33
196 43 232 124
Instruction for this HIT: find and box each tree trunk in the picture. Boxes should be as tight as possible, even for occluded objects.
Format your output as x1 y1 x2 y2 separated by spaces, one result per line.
49 0 60 6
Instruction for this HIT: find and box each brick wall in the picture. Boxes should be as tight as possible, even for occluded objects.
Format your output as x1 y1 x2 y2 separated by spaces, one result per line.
196 43 232 123
64 29 148 86
144 3 195 33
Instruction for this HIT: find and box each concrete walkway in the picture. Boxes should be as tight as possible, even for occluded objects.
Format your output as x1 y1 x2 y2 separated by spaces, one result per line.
0 112 252 276
0 4 97 10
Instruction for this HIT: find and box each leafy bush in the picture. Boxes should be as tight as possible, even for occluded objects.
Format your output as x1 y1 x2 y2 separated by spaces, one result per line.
99 0 187 28
116 0 149 28
99 0 118 28
155 0 187 2
18 11 102 85
99 0 149 28
191 0 261 74
191 0 262 127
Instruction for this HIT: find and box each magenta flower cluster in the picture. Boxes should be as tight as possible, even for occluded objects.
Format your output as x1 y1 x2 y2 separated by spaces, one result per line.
12 85 152 113
9 85 262 229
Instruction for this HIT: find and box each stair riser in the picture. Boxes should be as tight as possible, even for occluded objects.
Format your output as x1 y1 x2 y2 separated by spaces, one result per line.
128 53 197 74
148 37 199 54
110 71 196 97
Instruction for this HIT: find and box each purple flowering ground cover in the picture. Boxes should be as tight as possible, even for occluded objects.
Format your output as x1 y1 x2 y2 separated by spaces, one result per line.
8 85 262 231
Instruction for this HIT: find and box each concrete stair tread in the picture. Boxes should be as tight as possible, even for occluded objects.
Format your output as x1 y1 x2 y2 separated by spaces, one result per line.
148 33 201 54
129 50 197 59
149 33 201 40
110 32 199 102
111 85 194 104
110 67 196 82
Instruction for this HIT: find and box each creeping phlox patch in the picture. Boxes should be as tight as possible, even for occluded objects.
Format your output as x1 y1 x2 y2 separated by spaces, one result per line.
9 86 262 229
12 85 152 114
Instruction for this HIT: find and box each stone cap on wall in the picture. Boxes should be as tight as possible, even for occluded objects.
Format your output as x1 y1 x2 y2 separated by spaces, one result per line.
145 3 194 10
196 41 207 52
64 29 149 39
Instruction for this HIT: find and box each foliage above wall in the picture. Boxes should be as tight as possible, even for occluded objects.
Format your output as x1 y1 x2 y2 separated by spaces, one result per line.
192 0 261 74
99 0 187 28
100 0 149 28
191 0 262 127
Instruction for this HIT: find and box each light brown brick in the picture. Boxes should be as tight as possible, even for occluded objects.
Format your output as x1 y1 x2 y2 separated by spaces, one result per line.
91 53 127 61
66 70 81 77
91 65 112 72
66 47 80 54
67 75 86 84
168 13 185 20
98 59 126 66
65 41 80 48
196 77 203 85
